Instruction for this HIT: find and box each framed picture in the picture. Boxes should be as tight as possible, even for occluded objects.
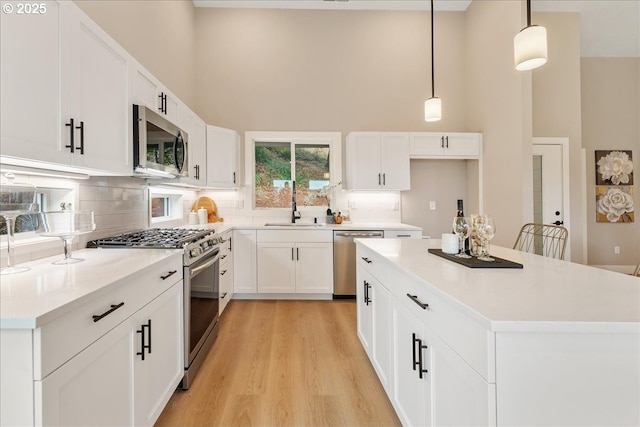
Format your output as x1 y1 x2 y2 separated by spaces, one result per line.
595 150 633 185
596 186 634 223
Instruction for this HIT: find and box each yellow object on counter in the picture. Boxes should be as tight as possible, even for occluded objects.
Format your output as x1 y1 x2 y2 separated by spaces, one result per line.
192 197 224 223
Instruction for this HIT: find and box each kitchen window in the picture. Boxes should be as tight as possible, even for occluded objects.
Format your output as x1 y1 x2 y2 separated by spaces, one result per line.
247 132 342 211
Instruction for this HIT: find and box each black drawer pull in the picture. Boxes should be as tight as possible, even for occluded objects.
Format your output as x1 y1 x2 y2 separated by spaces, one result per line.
160 270 177 280
221 292 228 299
361 257 372 264
221 269 228 276
407 293 429 310
92 302 125 322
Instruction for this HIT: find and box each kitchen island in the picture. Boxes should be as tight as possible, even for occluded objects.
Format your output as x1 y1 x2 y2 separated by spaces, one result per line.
356 238 640 426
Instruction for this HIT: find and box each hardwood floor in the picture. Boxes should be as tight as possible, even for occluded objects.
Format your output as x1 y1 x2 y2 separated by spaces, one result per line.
155 300 401 427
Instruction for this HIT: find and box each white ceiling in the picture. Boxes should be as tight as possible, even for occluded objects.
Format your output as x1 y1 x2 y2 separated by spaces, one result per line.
193 0 640 57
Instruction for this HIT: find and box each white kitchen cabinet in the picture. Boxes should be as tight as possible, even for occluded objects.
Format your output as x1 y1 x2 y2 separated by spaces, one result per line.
37 316 135 426
357 242 495 427
410 132 482 159
233 230 257 294
219 231 234 314
0 1 66 166
1 1 131 175
207 125 241 188
168 105 207 186
392 297 431 427
0 253 184 427
344 132 410 190
132 62 178 124
256 230 333 295
133 282 183 427
384 230 422 239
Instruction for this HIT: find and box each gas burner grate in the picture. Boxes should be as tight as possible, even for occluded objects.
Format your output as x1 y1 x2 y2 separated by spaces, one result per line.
87 228 213 249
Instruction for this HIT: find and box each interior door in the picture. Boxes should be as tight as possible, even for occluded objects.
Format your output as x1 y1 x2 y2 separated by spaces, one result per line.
532 138 570 260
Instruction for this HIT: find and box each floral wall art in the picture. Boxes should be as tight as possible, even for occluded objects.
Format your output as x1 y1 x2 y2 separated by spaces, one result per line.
595 150 634 223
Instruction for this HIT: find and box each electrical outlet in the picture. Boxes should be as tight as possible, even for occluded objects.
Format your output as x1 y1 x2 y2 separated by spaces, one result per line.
614 246 620 255
429 201 436 210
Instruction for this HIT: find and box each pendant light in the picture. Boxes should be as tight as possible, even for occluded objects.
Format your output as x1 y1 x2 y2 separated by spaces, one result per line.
514 0 547 71
424 0 441 122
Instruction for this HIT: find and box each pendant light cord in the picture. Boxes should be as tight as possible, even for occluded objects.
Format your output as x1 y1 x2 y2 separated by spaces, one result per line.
526 0 532 27
430 0 435 98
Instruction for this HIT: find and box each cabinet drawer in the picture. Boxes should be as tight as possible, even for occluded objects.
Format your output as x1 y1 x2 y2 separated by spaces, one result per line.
35 281 140 380
357 244 388 283
386 266 494 382
138 254 183 307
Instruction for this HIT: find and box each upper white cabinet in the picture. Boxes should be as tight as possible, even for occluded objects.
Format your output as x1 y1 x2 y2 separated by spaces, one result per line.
344 132 410 191
132 63 179 125
410 132 482 159
207 125 241 188
171 105 207 186
1 1 131 175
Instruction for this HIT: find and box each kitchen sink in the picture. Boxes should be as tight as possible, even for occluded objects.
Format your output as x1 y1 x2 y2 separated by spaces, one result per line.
264 222 326 227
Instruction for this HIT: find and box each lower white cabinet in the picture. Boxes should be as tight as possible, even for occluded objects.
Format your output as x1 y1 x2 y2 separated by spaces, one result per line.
233 229 257 294
219 231 234 313
357 244 495 426
37 315 135 426
1 254 184 427
257 242 333 294
133 282 183 426
256 230 333 295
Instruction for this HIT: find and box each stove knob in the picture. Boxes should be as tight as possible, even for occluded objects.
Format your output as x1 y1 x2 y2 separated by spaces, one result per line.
190 247 201 257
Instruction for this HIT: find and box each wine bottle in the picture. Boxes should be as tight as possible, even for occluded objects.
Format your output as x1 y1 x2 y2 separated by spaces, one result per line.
456 199 470 254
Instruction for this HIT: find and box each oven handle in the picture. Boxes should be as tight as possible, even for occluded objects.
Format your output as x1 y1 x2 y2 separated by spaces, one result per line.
190 252 220 278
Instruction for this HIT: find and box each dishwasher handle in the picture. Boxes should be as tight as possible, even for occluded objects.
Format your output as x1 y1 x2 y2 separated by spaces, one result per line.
335 232 384 238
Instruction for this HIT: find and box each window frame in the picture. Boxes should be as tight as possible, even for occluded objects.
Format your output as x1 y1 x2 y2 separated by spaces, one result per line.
245 131 342 215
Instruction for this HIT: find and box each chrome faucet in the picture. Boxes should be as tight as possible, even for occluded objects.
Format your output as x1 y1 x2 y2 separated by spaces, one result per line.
291 181 301 223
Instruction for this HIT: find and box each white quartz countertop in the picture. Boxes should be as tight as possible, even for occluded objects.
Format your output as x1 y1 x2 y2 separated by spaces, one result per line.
357 238 640 333
183 222 421 234
0 248 182 329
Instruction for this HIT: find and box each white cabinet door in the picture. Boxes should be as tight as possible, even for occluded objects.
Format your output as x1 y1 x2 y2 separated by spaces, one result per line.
189 116 207 185
295 243 333 293
372 279 393 395
392 298 431 427
207 125 240 188
0 1 67 165
380 133 410 190
60 2 130 174
410 132 481 159
133 282 183 427
345 132 383 190
233 230 257 293
37 317 135 426
257 243 295 293
428 326 494 426
356 265 373 356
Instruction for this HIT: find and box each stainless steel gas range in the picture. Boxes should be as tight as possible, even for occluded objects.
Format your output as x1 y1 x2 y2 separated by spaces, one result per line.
88 228 224 389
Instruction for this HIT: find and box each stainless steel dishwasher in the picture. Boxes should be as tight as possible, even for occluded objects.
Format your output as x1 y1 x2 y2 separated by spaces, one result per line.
333 230 384 297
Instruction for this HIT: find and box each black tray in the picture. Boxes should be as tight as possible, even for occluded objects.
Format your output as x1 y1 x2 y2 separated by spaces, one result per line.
428 249 523 269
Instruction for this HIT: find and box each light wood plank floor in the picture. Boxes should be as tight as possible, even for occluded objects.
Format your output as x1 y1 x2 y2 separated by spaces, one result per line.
155 300 401 427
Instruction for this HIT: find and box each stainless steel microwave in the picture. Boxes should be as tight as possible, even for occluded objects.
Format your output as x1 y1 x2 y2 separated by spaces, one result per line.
133 104 188 178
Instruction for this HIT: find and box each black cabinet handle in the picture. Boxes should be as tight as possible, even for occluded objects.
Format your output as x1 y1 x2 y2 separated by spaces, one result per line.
361 257 372 264
378 173 381 185
233 171 236 184
418 339 428 378
221 292 228 299
407 293 429 310
92 302 124 322
160 270 177 280
364 281 371 305
65 118 75 153
137 319 151 360
383 173 386 186
296 247 299 261
412 333 429 378
291 247 294 261
221 269 227 276
194 164 199 180
158 92 167 114
221 254 227 260
445 135 449 148
412 333 420 371
440 136 444 148
75 121 84 154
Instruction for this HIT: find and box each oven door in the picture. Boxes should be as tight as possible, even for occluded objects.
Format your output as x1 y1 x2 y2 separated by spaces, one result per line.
184 248 220 373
